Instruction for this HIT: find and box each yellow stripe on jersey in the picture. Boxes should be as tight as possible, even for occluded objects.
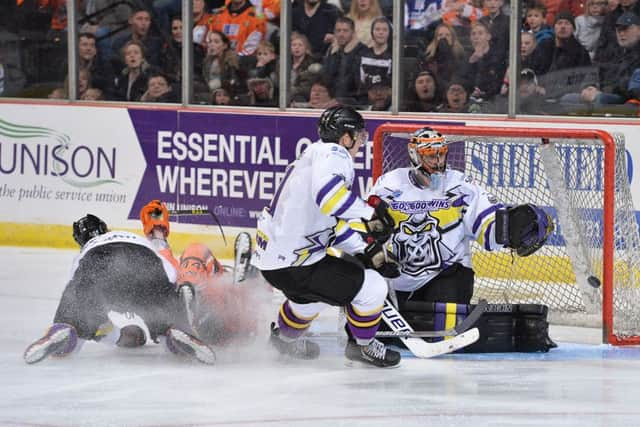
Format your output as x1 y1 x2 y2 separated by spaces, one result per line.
320 185 349 215
430 206 463 229
476 215 494 247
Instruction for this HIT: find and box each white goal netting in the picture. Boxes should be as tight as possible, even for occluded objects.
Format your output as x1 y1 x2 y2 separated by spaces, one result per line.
374 124 640 345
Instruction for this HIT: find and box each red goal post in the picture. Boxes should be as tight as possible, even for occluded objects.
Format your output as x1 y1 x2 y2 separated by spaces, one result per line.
372 123 640 345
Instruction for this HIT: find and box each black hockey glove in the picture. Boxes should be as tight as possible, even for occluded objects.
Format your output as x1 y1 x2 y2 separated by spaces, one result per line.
495 204 554 257
362 195 396 244
356 241 401 278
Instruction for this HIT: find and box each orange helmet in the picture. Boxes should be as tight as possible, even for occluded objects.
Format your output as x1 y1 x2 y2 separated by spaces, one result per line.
178 243 216 285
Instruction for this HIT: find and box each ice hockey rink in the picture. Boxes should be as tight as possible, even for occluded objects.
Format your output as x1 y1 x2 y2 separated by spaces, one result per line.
3 246 640 427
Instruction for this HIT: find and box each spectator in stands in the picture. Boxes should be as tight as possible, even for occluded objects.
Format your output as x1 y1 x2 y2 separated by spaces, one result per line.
161 16 205 85
521 30 552 75
540 10 593 100
153 0 181 36
362 74 391 110
560 11 640 105
496 68 548 113
250 41 278 89
111 9 163 72
208 0 266 56
140 72 179 102
193 0 213 46
608 0 621 12
356 16 392 103
479 0 509 64
594 0 639 63
78 33 113 93
201 30 247 100
418 23 467 89
403 70 442 112
79 0 134 64
323 16 367 103
112 40 154 101
290 32 323 103
548 11 592 71
524 2 554 48
291 76 338 108
247 75 278 106
575 0 608 59
437 77 482 112
211 85 233 105
466 21 507 101
81 87 104 100
346 0 383 47
292 0 341 57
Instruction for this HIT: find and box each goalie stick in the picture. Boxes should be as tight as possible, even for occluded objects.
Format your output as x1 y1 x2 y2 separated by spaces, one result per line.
168 208 228 246
379 299 480 358
378 298 487 338
315 298 487 339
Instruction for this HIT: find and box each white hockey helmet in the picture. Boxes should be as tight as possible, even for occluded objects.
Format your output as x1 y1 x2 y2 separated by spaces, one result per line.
408 127 448 177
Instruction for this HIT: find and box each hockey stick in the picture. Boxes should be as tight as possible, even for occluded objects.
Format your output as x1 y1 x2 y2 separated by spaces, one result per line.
378 298 487 338
168 208 228 246
379 299 479 358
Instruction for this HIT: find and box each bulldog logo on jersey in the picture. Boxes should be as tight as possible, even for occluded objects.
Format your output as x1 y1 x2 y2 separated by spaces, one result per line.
392 213 442 276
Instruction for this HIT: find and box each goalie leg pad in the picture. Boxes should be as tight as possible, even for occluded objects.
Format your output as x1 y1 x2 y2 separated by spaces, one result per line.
393 302 556 353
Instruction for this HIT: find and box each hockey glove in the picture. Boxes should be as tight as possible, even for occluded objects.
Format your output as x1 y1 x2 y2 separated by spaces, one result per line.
362 195 396 244
140 200 170 237
495 204 554 257
357 241 401 278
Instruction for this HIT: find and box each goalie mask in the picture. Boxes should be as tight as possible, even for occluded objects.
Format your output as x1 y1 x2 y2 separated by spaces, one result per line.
73 214 108 246
408 127 448 188
317 105 368 148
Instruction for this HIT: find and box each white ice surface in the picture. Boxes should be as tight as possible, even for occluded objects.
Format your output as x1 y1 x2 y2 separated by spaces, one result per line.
2 247 640 427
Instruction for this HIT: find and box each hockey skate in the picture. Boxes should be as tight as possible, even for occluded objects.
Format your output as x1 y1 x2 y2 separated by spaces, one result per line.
233 232 252 284
345 338 401 368
24 323 78 364
165 328 216 364
269 322 320 360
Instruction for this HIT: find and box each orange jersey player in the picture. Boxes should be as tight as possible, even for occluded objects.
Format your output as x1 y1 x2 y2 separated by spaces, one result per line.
208 0 266 56
140 200 261 346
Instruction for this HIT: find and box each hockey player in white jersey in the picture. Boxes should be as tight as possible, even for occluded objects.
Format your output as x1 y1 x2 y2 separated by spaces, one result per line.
23 214 216 364
254 105 402 368
369 127 557 352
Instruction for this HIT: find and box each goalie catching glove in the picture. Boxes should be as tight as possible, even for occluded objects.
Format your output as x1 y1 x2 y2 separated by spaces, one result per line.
356 241 401 278
495 204 554 257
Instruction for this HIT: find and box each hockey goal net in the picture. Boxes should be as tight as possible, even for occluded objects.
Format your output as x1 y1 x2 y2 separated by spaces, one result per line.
372 123 640 345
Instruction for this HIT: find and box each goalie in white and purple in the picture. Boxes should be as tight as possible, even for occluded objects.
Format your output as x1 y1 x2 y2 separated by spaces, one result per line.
23 214 216 365
369 127 557 352
254 105 403 368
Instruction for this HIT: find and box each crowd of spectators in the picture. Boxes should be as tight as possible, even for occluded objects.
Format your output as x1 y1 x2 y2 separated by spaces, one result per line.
1 0 639 115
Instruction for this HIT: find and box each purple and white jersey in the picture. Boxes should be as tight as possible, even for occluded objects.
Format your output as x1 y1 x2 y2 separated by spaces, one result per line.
369 167 504 292
69 231 177 282
254 141 374 270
